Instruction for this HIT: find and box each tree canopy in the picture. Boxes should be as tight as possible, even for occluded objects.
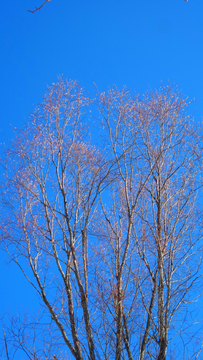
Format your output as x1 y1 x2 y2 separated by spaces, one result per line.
1 79 203 360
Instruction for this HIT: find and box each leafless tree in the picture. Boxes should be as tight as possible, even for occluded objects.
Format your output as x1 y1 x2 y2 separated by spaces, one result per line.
96 86 203 360
1 79 202 359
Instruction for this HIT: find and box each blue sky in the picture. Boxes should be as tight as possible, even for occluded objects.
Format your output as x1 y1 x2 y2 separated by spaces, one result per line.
1 0 203 135
1 0 203 354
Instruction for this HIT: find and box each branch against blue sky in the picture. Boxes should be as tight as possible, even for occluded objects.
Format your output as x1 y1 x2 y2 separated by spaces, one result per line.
27 0 51 13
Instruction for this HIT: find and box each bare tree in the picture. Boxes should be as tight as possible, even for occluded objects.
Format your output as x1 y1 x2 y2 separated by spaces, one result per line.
0 79 202 359
96 86 203 360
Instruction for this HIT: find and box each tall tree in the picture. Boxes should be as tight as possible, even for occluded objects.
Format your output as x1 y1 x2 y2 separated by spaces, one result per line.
1 79 202 359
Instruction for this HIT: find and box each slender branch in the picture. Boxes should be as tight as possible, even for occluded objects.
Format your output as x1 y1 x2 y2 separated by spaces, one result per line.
3 329 9 360
27 0 51 13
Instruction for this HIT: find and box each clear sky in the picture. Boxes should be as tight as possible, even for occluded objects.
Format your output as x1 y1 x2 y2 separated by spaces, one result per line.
1 0 203 355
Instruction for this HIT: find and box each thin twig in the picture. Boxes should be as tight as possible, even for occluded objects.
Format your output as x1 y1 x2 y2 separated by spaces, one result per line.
27 0 51 13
